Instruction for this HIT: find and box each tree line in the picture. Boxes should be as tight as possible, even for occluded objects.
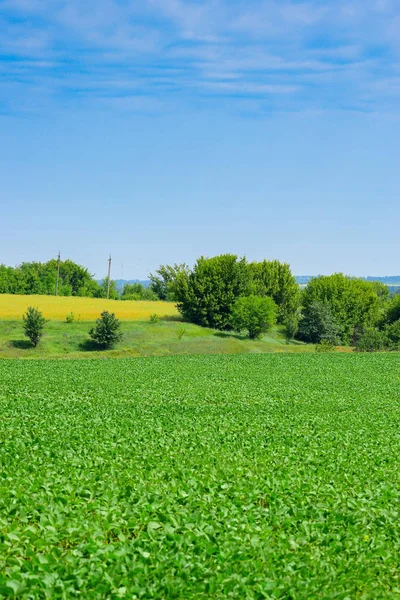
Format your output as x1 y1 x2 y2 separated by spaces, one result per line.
149 255 400 350
2 255 400 351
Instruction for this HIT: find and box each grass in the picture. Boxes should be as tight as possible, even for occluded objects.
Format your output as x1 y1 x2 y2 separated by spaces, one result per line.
0 318 318 359
0 294 178 321
1 353 400 598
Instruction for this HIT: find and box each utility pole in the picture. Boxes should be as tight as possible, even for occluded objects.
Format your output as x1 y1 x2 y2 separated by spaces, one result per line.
107 254 112 299
55 251 61 296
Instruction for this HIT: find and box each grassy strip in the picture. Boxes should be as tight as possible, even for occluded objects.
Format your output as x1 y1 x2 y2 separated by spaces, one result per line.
0 319 315 359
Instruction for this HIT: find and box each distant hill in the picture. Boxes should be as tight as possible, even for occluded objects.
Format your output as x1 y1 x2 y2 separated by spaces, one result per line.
103 277 400 295
295 276 400 286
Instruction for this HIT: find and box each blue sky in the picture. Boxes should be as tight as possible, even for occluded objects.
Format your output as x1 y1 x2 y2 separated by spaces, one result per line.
1 0 399 278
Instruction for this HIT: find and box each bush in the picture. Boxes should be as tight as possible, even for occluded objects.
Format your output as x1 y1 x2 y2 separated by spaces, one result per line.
299 301 341 345
149 313 159 323
89 311 123 349
232 295 277 339
65 312 75 324
22 306 48 347
355 328 388 352
315 340 336 352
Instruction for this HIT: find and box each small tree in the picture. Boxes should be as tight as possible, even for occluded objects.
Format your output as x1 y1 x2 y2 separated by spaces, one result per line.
89 311 123 349
23 306 48 347
283 314 299 344
298 301 341 345
231 295 277 339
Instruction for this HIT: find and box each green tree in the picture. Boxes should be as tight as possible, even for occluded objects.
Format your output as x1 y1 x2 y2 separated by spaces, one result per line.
283 313 299 344
385 294 400 325
94 279 119 300
149 264 190 301
0 259 101 297
301 274 383 345
299 301 342 344
89 311 123 349
22 307 48 347
249 260 300 322
121 283 158 301
386 319 400 349
176 254 251 330
231 295 277 339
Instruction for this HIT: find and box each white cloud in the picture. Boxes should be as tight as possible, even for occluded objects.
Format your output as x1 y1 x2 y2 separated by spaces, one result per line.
0 0 399 115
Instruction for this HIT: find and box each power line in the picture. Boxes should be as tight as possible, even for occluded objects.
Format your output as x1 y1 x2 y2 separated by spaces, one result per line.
55 251 61 296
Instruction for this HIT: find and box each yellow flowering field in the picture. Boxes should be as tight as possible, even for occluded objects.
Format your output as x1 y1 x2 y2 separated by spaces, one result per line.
0 294 179 321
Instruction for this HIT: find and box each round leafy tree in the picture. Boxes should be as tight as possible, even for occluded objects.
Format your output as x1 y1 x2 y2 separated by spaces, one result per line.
89 311 123 349
231 295 277 339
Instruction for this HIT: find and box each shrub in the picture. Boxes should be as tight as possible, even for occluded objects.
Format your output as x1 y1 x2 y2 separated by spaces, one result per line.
89 311 123 349
232 295 277 339
149 313 159 323
355 328 388 352
315 340 336 352
299 301 341 345
22 306 48 347
65 312 75 324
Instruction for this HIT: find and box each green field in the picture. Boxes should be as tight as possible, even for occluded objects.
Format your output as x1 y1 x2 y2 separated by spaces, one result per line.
1 354 399 598
0 319 319 359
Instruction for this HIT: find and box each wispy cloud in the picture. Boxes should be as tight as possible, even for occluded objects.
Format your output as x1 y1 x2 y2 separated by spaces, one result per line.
0 0 399 115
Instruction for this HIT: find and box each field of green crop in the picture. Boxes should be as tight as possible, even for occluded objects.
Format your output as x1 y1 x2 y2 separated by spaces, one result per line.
1 354 399 598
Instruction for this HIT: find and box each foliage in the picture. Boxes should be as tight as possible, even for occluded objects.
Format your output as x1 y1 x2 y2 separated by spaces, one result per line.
89 311 123 349
299 301 342 344
385 294 400 325
149 264 190 301
249 259 300 322
65 312 75 324
22 306 48 347
0 259 100 297
301 274 384 344
283 313 299 344
176 254 251 330
0 354 399 598
231 295 277 339
315 340 336 352
386 319 400 349
121 283 158 301
94 278 119 300
149 313 159 323
355 328 388 352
